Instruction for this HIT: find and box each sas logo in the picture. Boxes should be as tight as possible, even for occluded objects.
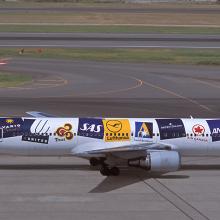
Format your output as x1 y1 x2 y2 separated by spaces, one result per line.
6 119 14 124
78 118 104 139
135 122 153 140
192 124 205 136
56 123 73 140
103 119 131 142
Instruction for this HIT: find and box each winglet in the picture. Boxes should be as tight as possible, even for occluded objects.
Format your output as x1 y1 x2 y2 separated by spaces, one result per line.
26 111 57 118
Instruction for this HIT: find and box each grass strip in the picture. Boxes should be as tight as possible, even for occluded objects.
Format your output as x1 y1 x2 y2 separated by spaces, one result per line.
0 71 32 87
0 25 220 34
1 48 220 65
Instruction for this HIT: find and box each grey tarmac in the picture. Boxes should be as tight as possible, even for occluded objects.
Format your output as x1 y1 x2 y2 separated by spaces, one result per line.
0 58 220 220
1 33 220 49
0 6 220 14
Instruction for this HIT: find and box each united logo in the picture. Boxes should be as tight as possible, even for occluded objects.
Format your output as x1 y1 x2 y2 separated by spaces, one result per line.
192 124 205 136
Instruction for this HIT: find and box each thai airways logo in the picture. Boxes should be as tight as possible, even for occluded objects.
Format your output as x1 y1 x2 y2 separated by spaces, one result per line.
56 123 73 140
192 124 205 136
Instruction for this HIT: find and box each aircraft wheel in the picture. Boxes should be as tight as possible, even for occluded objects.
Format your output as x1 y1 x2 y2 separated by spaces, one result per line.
90 158 100 167
110 167 120 176
100 166 111 176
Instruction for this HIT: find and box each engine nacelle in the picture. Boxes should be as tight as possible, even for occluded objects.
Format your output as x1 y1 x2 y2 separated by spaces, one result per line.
128 151 181 172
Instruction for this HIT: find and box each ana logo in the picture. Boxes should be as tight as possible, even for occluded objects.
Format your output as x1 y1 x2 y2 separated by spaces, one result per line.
106 120 122 133
213 128 220 134
192 124 205 136
6 119 14 124
56 123 73 140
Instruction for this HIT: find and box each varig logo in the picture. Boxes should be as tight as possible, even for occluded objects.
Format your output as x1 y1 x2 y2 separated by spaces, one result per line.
106 120 122 133
56 123 73 140
6 119 14 124
192 124 205 136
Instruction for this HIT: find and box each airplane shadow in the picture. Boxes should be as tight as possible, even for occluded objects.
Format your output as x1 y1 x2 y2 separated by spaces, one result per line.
89 169 189 193
0 164 91 171
0 163 219 193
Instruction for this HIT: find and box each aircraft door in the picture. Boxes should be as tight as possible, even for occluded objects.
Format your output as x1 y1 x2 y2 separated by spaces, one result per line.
0 128 3 142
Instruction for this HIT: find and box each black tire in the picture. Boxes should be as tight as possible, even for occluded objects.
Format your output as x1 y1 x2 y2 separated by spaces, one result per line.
89 158 100 167
100 166 111 176
110 167 120 176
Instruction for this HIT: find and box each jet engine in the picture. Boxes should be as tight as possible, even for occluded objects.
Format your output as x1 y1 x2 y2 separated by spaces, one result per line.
128 151 181 172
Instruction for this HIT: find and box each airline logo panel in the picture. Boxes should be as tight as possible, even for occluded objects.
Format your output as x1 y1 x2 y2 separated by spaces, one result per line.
135 122 153 140
206 120 220 142
103 119 131 142
78 118 104 139
0 118 23 138
156 119 186 140
22 119 50 144
56 123 74 141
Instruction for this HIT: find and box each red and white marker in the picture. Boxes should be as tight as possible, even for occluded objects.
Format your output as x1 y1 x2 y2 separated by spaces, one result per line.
0 59 8 66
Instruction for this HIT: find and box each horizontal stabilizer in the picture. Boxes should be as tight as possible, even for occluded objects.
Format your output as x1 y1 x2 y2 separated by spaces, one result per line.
26 111 57 118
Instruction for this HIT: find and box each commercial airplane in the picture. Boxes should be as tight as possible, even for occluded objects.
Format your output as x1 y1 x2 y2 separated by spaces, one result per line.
0 112 219 176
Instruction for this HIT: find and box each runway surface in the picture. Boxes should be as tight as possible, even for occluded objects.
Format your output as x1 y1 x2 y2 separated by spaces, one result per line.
1 33 220 49
0 58 220 219
0 58 220 117
0 6 220 14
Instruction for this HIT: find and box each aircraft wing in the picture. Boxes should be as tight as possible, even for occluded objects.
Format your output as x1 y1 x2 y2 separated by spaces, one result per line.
75 142 173 159
26 111 57 118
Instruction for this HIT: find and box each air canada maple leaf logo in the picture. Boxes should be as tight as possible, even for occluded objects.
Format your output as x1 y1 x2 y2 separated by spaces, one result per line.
192 124 205 136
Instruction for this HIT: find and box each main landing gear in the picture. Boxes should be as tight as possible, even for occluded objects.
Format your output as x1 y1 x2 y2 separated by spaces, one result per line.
100 166 120 176
89 158 120 176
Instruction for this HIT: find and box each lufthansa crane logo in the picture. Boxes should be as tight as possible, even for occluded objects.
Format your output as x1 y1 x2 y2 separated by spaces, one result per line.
106 120 122 133
56 123 74 140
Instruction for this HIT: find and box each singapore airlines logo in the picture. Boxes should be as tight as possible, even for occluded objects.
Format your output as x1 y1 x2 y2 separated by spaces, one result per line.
56 123 73 140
